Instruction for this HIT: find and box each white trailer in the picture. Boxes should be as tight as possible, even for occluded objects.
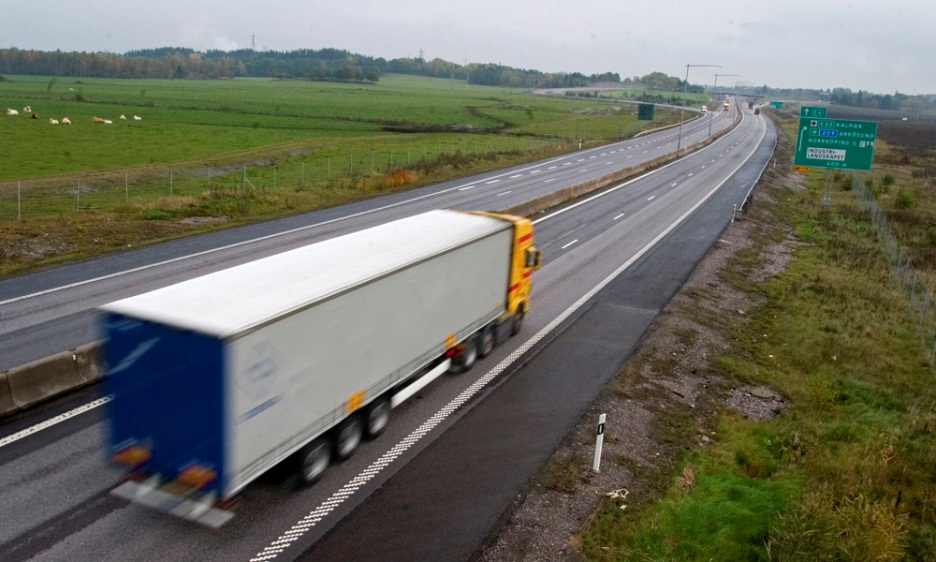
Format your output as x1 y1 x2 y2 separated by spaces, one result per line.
101 209 540 526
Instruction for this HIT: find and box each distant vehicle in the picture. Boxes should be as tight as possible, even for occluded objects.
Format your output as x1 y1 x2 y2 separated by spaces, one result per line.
754 108 761 115
701 105 708 113
748 101 754 110
723 102 730 111
101 210 541 526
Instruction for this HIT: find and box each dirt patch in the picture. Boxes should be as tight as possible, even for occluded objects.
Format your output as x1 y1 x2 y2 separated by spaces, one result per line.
478 143 802 562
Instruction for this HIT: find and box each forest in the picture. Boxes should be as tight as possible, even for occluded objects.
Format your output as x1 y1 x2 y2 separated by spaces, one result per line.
0 46 621 89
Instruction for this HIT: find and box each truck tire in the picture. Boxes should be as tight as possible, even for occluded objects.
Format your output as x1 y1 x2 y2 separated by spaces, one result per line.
364 397 391 438
333 415 364 460
450 334 478 374
479 325 495 358
510 309 526 336
297 437 331 485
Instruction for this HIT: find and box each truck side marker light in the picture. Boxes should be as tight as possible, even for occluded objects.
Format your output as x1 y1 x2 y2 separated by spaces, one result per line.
113 445 152 468
176 464 218 489
346 390 365 414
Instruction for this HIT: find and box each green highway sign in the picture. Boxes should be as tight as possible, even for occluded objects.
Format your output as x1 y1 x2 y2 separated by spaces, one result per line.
794 106 877 171
770 101 783 109
800 105 826 118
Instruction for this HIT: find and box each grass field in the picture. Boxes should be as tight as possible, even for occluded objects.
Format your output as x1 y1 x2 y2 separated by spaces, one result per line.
577 113 936 560
0 74 675 180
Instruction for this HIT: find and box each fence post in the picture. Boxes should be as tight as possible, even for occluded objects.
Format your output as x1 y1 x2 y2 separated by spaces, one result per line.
592 413 607 472
17 180 21 221
125 173 129 204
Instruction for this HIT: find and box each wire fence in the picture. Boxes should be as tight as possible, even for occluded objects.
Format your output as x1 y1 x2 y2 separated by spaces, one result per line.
0 137 575 222
849 174 936 365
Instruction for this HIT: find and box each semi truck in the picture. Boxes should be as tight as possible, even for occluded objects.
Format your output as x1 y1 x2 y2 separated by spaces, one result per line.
100 209 541 526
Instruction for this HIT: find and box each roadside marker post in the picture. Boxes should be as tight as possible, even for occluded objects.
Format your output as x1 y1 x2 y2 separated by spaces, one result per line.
593 413 607 472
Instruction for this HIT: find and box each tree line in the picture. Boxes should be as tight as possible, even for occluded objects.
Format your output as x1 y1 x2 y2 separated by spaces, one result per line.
0 46 626 89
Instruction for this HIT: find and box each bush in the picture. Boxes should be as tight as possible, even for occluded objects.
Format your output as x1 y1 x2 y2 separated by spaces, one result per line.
895 188 916 209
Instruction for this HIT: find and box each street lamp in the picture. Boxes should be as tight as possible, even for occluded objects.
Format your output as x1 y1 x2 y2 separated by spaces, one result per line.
678 64 720 150
709 73 740 137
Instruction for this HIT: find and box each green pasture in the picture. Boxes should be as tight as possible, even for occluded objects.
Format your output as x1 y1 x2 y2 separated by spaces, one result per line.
0 73 683 181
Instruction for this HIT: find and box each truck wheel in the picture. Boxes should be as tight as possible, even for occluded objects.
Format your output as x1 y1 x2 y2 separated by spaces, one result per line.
297 438 331 485
364 397 391 439
510 309 526 336
333 416 364 460
479 326 495 358
451 335 478 373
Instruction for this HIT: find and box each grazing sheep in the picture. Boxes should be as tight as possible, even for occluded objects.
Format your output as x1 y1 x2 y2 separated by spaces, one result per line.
103 119 113 124
133 115 142 120
119 114 127 120
23 105 31 113
49 118 60 125
62 117 72 125
6 108 19 116
93 116 106 123
31 113 39 119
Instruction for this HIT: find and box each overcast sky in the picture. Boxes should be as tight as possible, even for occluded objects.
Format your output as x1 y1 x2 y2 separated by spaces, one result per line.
1 0 932 95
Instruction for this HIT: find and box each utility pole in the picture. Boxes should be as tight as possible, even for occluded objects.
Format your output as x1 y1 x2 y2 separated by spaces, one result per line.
678 64 720 150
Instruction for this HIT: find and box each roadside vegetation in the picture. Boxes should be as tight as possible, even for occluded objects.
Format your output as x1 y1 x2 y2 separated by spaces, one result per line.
576 112 936 560
0 73 689 277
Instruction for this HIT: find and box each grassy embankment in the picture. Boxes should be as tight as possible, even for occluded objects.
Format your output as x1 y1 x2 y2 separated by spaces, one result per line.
0 73 698 277
577 113 936 559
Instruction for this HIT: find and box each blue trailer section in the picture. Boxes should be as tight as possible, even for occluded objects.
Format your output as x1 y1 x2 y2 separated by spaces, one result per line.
103 314 227 494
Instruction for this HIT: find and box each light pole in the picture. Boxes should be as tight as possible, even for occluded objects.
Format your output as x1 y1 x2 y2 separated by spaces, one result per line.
678 64 720 150
709 73 740 137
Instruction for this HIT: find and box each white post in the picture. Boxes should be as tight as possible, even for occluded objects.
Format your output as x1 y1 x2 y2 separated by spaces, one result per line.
17 180 21 221
592 413 606 472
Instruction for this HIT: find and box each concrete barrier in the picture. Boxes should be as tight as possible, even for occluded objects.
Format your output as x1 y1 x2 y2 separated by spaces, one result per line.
500 119 736 218
6 348 89 411
0 371 17 417
75 341 105 384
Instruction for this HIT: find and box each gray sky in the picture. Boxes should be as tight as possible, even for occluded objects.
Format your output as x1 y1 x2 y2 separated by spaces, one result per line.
2 0 933 95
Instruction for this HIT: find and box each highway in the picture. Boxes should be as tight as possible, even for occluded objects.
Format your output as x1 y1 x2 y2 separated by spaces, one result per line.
0 108 733 371
0 102 774 561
